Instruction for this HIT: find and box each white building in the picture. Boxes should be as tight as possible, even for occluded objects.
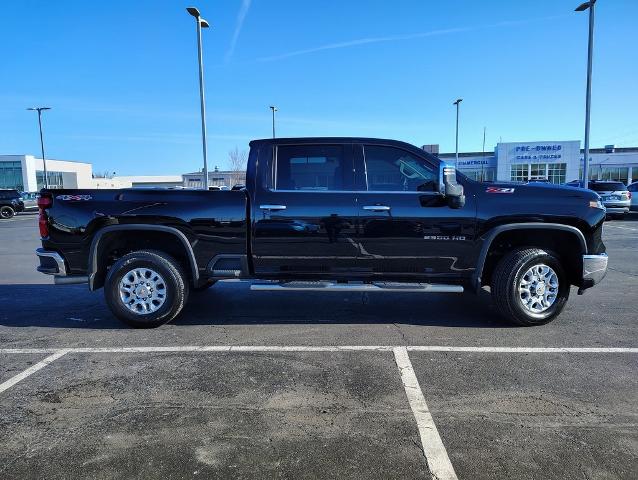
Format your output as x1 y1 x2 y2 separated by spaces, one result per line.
0 154 184 191
435 141 638 185
0 155 93 191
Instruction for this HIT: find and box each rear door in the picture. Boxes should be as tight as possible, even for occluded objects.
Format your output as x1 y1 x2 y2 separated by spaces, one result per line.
353 143 477 279
251 142 360 276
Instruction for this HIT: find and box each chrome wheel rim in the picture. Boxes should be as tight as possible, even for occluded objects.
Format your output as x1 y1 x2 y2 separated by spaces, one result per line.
119 268 167 314
518 263 559 314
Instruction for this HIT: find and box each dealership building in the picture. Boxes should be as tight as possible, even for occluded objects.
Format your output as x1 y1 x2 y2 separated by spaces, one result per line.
435 141 638 185
0 154 94 191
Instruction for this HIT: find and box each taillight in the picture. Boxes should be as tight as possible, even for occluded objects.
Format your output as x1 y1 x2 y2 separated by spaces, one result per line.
628 192 632 200
37 194 53 209
38 193 53 238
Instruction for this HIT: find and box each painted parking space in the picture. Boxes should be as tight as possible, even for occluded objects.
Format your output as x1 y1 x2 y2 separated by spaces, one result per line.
408 351 638 480
0 353 51 385
0 350 432 480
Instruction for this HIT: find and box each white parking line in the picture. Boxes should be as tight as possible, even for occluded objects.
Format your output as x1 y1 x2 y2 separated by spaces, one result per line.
0 350 68 394
394 346 458 480
605 224 638 232
1 346 637 354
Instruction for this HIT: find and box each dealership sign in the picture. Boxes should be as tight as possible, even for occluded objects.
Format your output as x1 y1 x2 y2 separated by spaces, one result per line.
515 144 563 161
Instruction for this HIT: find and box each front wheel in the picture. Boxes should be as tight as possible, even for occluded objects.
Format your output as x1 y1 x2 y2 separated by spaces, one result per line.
491 248 569 326
104 250 189 328
0 206 15 219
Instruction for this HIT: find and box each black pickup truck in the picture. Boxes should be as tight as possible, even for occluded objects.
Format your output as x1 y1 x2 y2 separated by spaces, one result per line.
35 137 608 328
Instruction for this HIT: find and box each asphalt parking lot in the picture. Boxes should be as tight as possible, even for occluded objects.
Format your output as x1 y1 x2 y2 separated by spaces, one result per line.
1 213 637 480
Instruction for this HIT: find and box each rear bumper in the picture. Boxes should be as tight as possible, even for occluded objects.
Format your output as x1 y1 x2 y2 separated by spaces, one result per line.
581 253 608 289
605 206 629 214
36 248 88 285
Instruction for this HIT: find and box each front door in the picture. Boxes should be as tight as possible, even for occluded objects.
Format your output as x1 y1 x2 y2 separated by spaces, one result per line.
251 143 360 276
354 143 477 280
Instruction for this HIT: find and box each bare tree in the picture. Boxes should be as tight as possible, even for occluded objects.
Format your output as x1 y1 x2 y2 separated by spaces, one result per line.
228 147 248 186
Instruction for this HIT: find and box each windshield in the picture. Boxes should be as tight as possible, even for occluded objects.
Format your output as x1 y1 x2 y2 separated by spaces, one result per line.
590 182 626 192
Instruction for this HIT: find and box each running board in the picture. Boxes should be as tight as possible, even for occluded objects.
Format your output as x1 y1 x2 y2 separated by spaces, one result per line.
250 281 463 293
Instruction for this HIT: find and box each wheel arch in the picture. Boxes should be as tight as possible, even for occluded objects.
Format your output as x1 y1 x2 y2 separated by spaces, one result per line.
474 223 587 290
88 224 199 291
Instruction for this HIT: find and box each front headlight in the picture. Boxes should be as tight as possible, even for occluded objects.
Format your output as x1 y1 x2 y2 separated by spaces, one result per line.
589 199 604 209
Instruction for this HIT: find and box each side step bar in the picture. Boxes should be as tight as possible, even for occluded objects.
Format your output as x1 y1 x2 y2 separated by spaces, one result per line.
250 281 463 293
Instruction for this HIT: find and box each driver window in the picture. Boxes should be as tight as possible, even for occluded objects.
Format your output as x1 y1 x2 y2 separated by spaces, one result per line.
363 145 437 192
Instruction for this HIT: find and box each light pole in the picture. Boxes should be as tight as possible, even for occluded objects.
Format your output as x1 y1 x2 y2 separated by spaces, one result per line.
269 106 278 138
27 107 51 189
453 98 462 166
575 0 596 189
186 7 211 190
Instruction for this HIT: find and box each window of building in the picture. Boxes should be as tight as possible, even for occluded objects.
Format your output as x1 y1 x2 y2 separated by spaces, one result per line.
530 163 548 180
581 166 630 184
0 161 24 190
36 171 64 190
510 164 528 182
274 145 346 191
363 145 437 191
461 168 496 182
547 163 566 184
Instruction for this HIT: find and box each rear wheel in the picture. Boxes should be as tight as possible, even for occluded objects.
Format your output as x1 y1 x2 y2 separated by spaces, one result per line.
104 250 189 328
491 248 569 326
0 206 15 219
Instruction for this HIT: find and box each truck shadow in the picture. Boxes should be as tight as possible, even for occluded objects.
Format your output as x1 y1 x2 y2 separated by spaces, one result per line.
0 283 509 330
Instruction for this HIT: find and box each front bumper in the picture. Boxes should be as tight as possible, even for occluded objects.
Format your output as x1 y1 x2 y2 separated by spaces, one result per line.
582 253 608 288
36 248 88 285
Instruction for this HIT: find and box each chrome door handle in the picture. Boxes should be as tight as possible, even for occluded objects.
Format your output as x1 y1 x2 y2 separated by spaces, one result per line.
260 204 287 211
362 205 391 211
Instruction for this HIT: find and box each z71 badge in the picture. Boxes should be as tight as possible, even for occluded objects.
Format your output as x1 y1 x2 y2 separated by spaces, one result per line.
486 187 515 194
55 194 92 201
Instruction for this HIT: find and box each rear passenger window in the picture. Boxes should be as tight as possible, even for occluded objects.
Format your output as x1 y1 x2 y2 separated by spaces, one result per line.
275 145 346 191
363 145 437 192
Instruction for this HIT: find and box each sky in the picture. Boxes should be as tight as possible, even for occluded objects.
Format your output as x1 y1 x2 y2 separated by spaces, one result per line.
0 0 636 175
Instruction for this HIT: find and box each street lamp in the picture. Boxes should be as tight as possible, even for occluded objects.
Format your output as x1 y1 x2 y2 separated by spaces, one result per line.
27 107 51 189
452 98 463 166
186 6 211 190
575 0 596 189
269 105 278 138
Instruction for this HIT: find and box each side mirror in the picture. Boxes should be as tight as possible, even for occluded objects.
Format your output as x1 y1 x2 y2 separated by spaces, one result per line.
438 162 466 209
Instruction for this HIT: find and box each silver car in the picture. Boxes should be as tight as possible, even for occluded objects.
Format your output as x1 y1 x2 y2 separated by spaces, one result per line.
589 181 631 217
20 192 39 211
628 182 638 211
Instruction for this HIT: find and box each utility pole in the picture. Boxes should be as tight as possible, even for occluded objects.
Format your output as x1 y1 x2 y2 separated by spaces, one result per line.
482 126 486 182
575 0 597 189
186 7 211 189
27 107 51 189
269 105 278 138
453 98 463 166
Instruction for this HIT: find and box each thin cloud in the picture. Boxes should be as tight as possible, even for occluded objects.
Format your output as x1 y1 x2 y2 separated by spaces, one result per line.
225 0 252 62
257 16 568 62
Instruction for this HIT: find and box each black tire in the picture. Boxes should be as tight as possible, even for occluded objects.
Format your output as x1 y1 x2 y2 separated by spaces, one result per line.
491 248 569 326
0 206 15 219
104 250 189 328
192 280 217 292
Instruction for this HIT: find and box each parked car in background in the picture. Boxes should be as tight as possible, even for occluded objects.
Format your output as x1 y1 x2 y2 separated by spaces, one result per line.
0 189 25 219
588 181 631 218
20 192 39 211
628 182 638 211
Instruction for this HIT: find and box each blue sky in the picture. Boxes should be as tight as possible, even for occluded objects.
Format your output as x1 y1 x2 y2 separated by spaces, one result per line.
1 0 636 175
